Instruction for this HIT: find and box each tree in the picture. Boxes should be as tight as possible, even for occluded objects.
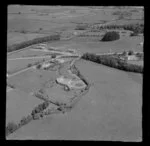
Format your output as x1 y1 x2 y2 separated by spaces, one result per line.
130 32 138 36
32 114 40 120
51 54 56 58
122 51 127 56
39 28 43 31
7 34 60 53
128 50 134 55
36 64 41 69
75 25 88 30
20 116 31 126
101 31 120 41
6 122 18 135
27 63 32 67
81 52 143 73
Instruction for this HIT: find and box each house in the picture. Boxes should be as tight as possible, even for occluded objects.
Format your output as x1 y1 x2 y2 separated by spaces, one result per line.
127 55 139 61
139 42 143 47
118 51 140 61
42 62 51 69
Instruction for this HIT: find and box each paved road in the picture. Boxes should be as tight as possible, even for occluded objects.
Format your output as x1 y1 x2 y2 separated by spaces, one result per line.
6 51 120 78
7 52 79 78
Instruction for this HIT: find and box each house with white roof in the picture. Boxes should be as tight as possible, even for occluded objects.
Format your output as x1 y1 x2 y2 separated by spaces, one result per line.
41 62 51 69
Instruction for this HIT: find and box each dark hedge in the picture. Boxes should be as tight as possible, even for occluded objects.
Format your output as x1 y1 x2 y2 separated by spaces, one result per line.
81 53 143 73
101 31 120 41
7 34 60 53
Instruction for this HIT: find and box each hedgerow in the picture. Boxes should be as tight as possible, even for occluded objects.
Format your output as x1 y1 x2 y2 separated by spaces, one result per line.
90 23 144 34
6 101 50 136
81 53 143 73
7 34 60 53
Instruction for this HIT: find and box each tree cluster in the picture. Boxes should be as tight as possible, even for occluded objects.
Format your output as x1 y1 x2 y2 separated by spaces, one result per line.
6 122 18 136
101 31 120 41
75 24 89 30
7 34 60 52
81 53 143 73
6 101 49 136
90 23 144 35
31 101 49 120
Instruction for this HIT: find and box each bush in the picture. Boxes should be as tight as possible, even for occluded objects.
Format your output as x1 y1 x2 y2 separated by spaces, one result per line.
27 63 32 67
75 24 88 30
31 101 49 119
128 50 134 55
36 64 42 69
19 115 32 126
101 31 120 41
6 122 18 136
51 54 56 58
130 32 138 36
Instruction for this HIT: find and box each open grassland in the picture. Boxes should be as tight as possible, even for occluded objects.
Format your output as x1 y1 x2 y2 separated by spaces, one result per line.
7 57 51 75
44 83 79 104
7 67 58 94
7 49 51 59
8 5 143 47
46 34 143 54
7 32 54 47
7 59 142 141
7 5 143 141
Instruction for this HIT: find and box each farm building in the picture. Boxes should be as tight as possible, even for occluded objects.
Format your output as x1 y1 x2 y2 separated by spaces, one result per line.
41 62 51 69
127 55 139 61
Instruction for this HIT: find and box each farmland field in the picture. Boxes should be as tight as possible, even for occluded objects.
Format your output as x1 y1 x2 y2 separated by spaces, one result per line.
7 59 142 140
7 49 51 59
7 57 51 75
6 5 143 141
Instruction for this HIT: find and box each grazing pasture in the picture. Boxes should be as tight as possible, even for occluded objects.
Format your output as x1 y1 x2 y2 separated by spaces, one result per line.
7 59 142 141
7 57 51 75
7 67 58 94
7 5 143 141
7 32 52 47
48 35 143 54
7 49 51 59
